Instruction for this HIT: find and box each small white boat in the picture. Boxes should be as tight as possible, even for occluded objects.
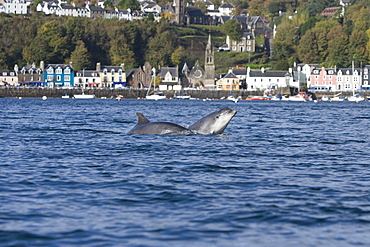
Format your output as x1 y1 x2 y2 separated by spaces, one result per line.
321 95 330 101
62 94 70 99
146 92 166 100
330 96 345 102
42 96 47 100
347 94 365 102
174 93 191 99
288 92 308 102
74 92 95 99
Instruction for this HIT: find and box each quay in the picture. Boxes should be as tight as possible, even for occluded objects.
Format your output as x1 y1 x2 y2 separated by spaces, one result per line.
0 88 368 100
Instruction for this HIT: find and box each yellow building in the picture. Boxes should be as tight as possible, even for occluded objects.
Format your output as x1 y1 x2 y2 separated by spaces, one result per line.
96 63 126 88
216 70 240 90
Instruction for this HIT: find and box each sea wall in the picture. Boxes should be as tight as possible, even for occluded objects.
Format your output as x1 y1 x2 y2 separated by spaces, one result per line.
0 88 368 99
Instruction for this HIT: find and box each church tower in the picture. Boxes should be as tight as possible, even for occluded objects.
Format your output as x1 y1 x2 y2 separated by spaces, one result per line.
175 0 183 25
204 34 215 87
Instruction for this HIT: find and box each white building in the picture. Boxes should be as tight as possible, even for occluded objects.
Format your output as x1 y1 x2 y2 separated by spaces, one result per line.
74 70 101 88
246 67 294 91
0 0 28 14
0 70 19 87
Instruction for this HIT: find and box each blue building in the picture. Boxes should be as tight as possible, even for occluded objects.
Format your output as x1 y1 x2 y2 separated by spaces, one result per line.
42 62 74 88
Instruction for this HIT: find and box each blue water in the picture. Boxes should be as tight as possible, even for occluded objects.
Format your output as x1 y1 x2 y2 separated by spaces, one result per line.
1 98 370 247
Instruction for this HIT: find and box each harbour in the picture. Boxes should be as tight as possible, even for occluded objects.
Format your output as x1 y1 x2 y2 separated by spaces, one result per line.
1 98 370 246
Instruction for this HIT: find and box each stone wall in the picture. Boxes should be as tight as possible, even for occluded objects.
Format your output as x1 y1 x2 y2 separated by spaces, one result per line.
0 88 368 99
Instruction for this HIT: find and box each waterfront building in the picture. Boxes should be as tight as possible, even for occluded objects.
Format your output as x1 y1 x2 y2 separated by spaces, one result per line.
309 67 361 91
18 63 44 87
336 68 361 91
96 63 126 88
216 70 240 90
362 65 370 90
187 34 215 88
74 70 101 88
245 67 293 91
42 63 74 88
309 67 337 91
126 62 152 89
0 69 18 87
158 67 180 91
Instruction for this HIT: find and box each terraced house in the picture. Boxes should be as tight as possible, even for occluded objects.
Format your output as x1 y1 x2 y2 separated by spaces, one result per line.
42 62 74 88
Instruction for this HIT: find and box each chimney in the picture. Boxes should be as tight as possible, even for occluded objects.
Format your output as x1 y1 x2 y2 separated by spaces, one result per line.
261 67 265 73
96 62 101 71
69 61 73 69
40 61 45 71
120 63 125 71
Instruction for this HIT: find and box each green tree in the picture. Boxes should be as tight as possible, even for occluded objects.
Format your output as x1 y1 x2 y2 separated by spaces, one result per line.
194 2 207 14
109 40 135 69
222 19 242 42
297 29 320 63
272 22 298 60
171 46 186 65
325 25 349 67
70 40 91 71
146 31 174 68
349 29 368 66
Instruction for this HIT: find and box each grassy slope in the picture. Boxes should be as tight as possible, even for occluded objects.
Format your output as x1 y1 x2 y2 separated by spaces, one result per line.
172 25 268 75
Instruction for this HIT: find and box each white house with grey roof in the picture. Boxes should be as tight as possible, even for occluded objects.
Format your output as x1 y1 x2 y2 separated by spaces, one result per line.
218 3 234 16
246 67 294 91
0 0 28 14
158 67 180 91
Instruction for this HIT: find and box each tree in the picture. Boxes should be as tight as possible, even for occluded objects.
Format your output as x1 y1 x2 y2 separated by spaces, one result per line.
325 25 349 67
272 22 298 60
194 2 207 14
222 19 242 42
297 30 320 63
70 40 91 71
171 46 186 65
146 31 175 68
349 29 368 66
109 40 135 69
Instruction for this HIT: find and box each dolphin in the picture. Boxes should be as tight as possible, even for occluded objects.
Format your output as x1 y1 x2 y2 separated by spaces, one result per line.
127 108 237 135
127 113 190 135
189 108 237 135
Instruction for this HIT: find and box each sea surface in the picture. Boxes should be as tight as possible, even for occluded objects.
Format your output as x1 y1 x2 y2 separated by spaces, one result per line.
1 97 370 247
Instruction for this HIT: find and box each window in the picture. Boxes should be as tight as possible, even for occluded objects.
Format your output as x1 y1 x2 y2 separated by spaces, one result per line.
47 75 53 81
56 68 62 74
57 75 61 81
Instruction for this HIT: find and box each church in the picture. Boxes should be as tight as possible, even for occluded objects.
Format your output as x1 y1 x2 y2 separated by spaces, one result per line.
185 34 216 88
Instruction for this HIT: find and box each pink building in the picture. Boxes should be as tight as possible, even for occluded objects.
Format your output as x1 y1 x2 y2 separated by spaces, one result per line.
309 67 337 91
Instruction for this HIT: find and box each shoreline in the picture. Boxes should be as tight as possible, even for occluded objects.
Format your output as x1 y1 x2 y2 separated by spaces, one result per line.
0 88 368 100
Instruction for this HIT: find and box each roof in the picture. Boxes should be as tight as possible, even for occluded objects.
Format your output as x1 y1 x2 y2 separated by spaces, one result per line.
159 67 178 77
219 3 234 8
101 66 124 71
232 69 246 75
321 7 341 17
45 64 72 69
184 6 204 16
76 70 99 77
223 71 237 79
249 70 290 77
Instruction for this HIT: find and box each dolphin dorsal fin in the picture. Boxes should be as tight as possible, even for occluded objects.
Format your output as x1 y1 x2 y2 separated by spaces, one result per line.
136 113 150 124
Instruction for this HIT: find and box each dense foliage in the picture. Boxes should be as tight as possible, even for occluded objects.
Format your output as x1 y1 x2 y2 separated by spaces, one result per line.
271 0 370 68
0 15 183 70
1 0 369 71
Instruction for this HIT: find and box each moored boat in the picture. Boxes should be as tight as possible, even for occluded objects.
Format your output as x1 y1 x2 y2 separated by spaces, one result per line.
146 92 166 100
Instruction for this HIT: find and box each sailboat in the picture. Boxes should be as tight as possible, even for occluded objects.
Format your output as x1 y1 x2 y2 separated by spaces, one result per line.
74 69 95 99
146 68 166 100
